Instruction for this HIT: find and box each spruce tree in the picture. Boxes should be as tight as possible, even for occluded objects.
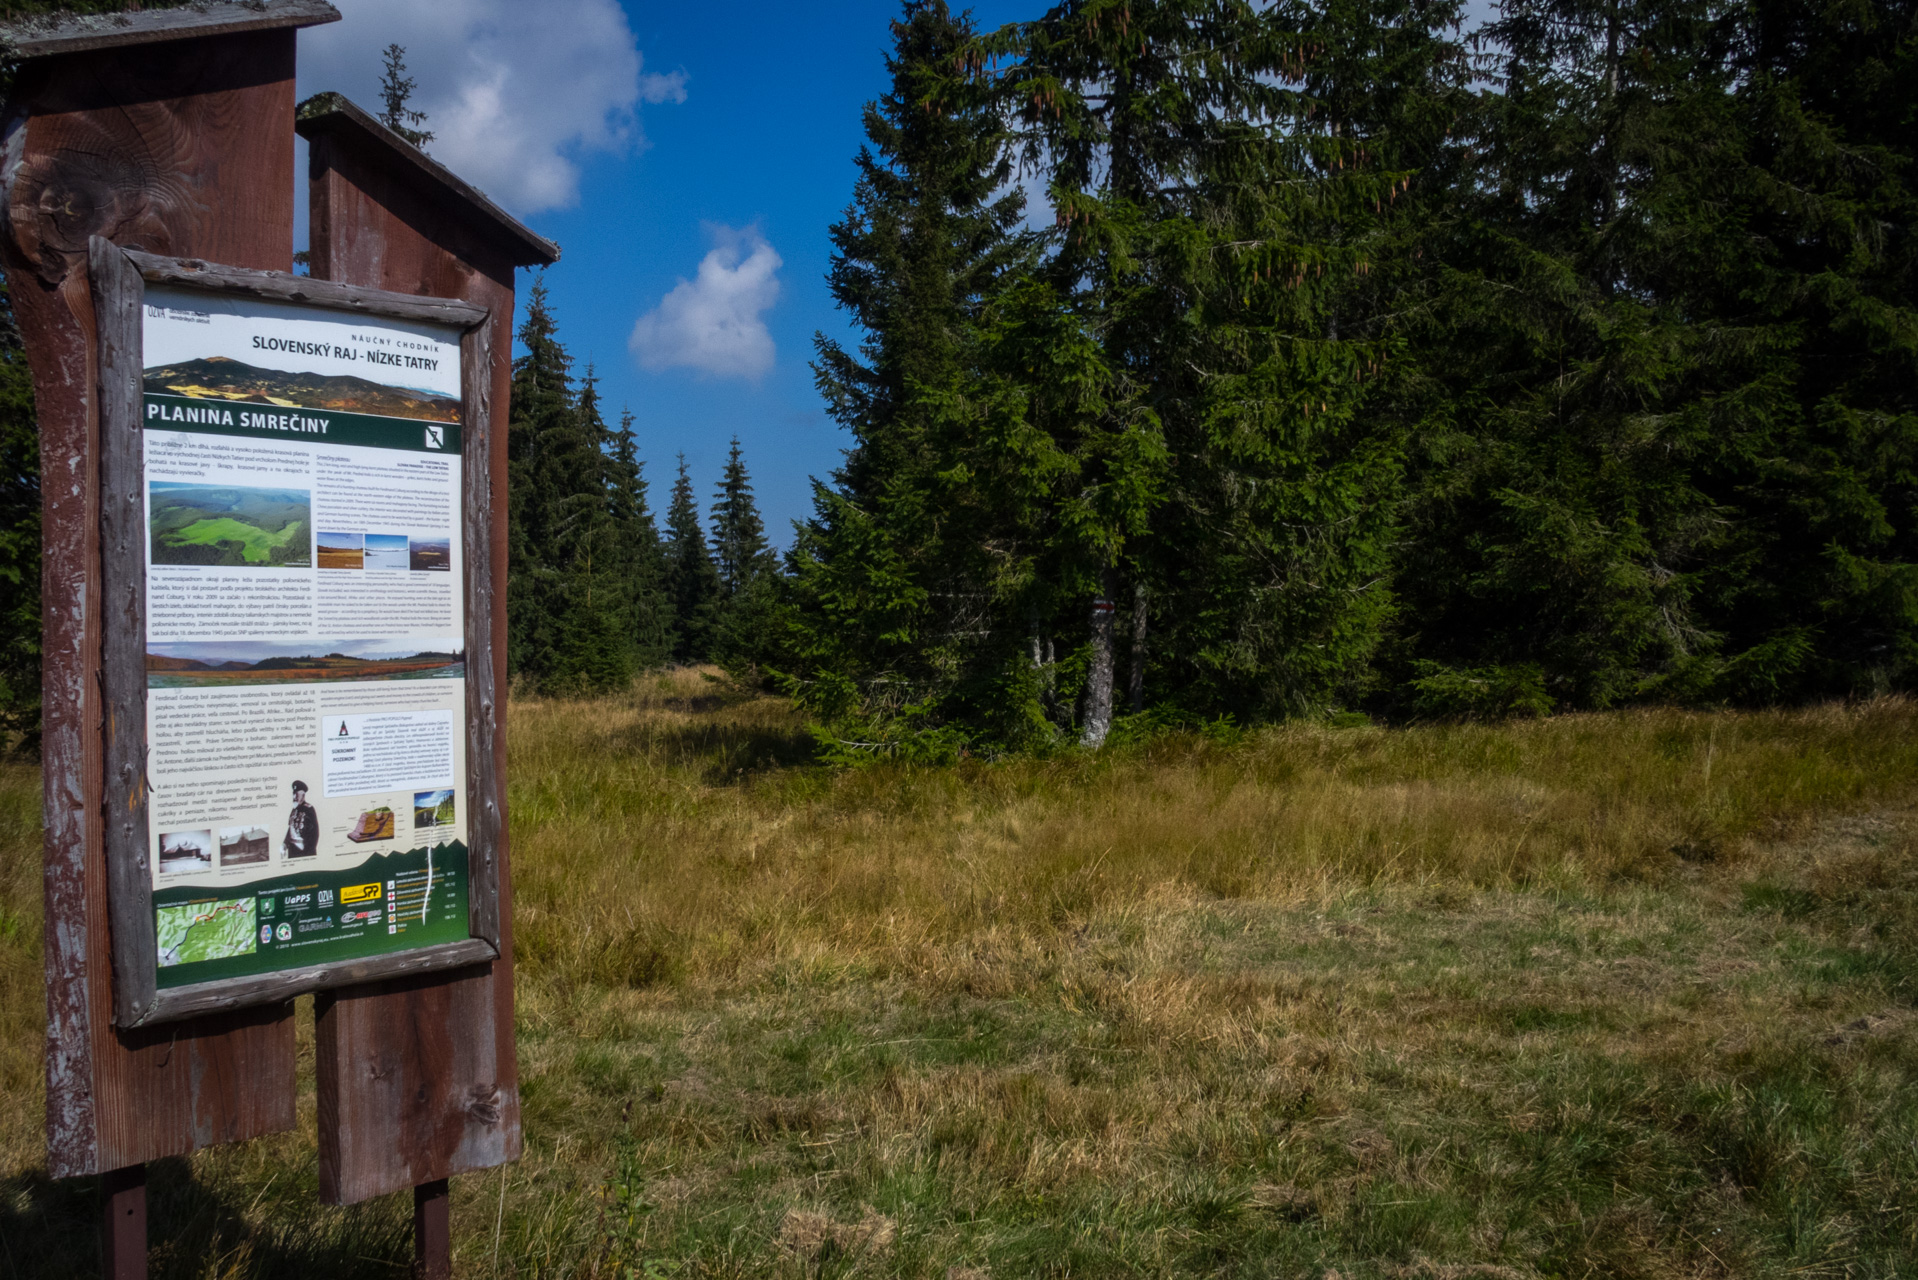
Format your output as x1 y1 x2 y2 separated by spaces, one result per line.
506 277 574 680
968 0 1459 733
377 43 434 147
663 456 721 662
1387 0 1918 710
508 299 667 689
708 439 780 666
610 408 671 668
782 0 1045 755
1168 0 1471 718
538 367 636 690
709 438 773 598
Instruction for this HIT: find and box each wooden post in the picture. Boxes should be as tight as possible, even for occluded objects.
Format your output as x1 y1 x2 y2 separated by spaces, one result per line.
413 1178 453 1280
100 1163 146 1280
295 93 556 1207
0 0 338 1190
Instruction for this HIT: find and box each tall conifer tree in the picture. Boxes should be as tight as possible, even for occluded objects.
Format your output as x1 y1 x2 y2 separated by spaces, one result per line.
709 438 773 598
610 408 671 667
507 297 655 689
1388 0 1918 710
663 456 721 662
782 0 1045 753
965 0 1460 733
506 278 574 679
709 438 780 665
538 368 636 690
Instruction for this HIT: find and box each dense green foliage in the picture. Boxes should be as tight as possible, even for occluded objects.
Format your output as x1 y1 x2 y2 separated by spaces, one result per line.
503 283 772 684
0 0 1912 744
661 455 721 664
776 0 1462 752
771 0 1918 753
1389 0 1918 715
709 437 780 665
779 0 1046 756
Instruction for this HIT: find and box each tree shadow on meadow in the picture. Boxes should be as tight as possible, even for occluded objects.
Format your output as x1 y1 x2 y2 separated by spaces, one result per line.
0 1157 409 1279
616 680 820 782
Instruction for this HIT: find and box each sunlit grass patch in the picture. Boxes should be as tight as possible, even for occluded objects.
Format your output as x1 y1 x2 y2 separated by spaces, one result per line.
3 684 1917 1275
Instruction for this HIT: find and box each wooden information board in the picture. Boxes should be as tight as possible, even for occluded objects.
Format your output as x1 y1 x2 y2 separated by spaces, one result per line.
0 3 558 1273
89 244 504 1028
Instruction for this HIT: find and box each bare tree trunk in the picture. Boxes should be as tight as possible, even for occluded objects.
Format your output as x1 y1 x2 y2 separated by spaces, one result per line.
1081 570 1118 748
1128 582 1147 713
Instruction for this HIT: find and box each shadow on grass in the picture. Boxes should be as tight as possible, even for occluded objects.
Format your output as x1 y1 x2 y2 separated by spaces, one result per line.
619 711 819 782
0 1158 409 1279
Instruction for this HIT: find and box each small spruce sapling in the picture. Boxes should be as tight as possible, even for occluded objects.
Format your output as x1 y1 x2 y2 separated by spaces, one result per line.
378 43 435 147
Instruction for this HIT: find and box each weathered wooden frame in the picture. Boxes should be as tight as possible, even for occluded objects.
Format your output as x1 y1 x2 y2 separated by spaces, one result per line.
89 238 503 1029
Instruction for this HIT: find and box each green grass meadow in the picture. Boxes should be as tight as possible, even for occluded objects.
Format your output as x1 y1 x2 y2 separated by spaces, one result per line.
3 677 1917 1277
166 516 306 564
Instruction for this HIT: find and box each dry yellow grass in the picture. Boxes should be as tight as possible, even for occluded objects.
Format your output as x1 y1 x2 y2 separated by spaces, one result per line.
509 676 1918 993
3 673 1916 1277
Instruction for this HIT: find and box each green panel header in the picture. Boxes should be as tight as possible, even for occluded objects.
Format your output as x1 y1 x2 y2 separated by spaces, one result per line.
144 393 464 455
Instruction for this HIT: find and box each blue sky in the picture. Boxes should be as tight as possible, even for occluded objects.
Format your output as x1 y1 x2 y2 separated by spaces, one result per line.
297 1 1034 548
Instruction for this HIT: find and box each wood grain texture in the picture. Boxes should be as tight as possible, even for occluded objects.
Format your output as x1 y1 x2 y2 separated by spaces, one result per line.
308 123 532 1205
125 248 489 327
0 0 337 60
462 322 504 952
414 1177 453 1280
149 938 498 1024
2 28 304 1179
88 237 157 1030
295 95 558 270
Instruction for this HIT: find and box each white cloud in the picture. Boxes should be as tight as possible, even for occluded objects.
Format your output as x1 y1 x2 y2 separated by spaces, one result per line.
629 227 782 380
297 0 684 214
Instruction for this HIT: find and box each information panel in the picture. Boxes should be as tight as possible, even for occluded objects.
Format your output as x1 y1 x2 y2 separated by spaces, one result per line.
140 286 471 988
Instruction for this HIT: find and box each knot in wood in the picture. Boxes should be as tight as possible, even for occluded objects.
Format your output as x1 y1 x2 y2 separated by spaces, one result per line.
464 1083 501 1126
9 139 159 284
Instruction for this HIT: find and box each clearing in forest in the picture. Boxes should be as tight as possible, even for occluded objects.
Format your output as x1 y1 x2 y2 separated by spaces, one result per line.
1 678 1915 1277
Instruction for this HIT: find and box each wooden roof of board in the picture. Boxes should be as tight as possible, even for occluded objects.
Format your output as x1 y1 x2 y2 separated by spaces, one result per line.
0 0 340 59
296 92 562 269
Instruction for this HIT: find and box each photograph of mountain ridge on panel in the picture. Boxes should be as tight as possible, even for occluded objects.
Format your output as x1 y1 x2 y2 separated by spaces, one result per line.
147 638 465 687
145 356 460 423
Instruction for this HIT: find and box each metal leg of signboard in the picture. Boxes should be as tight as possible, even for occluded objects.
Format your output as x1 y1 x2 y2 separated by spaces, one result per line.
414 1178 451 1279
101 1163 146 1280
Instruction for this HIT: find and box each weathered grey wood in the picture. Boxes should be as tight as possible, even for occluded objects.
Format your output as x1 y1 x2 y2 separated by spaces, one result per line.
123 249 489 328
462 322 503 950
0 0 338 60
89 237 158 1030
296 94 560 270
11 17 305 1182
145 939 498 1025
